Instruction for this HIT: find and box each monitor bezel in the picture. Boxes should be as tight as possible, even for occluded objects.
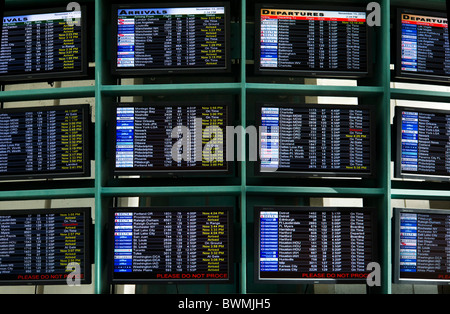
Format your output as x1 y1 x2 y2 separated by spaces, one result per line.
254 205 378 284
394 8 450 84
254 103 376 178
111 101 233 177
0 104 91 180
0 5 88 83
394 105 450 182
393 207 450 285
0 0 4 35
254 3 372 78
111 2 232 77
0 207 92 286
108 206 234 285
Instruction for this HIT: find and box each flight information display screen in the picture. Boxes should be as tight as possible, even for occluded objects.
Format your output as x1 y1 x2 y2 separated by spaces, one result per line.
257 104 374 177
113 102 229 175
394 208 450 284
0 207 91 285
256 206 376 283
113 3 230 75
396 8 450 83
256 4 369 77
0 104 90 180
395 106 450 181
0 7 87 82
110 207 232 283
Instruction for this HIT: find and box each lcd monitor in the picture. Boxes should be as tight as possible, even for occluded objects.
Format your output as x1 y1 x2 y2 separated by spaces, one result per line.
0 6 87 82
395 8 450 83
255 206 377 283
393 207 450 284
394 106 450 181
255 4 370 77
113 102 230 176
256 104 374 178
0 207 92 285
0 104 91 180
112 3 231 76
109 207 232 284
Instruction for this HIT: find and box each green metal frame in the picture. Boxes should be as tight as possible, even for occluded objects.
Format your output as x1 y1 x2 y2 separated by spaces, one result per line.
1 0 449 295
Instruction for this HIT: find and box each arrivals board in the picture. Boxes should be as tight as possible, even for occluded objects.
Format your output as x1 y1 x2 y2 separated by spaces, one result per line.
257 104 374 177
394 208 450 284
110 207 232 283
113 102 229 175
0 7 87 82
256 206 377 283
395 106 450 181
256 5 369 77
396 8 450 83
113 4 230 75
0 105 90 180
0 208 91 285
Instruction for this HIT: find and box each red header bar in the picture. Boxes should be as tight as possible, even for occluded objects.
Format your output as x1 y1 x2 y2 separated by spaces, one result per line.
261 15 366 22
402 19 448 28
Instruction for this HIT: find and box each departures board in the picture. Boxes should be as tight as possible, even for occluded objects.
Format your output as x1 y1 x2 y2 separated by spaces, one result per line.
113 4 230 75
394 208 450 284
256 5 369 77
396 8 450 83
256 207 377 283
0 208 92 285
110 207 232 284
257 104 374 177
395 106 450 181
0 7 87 82
0 104 90 180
